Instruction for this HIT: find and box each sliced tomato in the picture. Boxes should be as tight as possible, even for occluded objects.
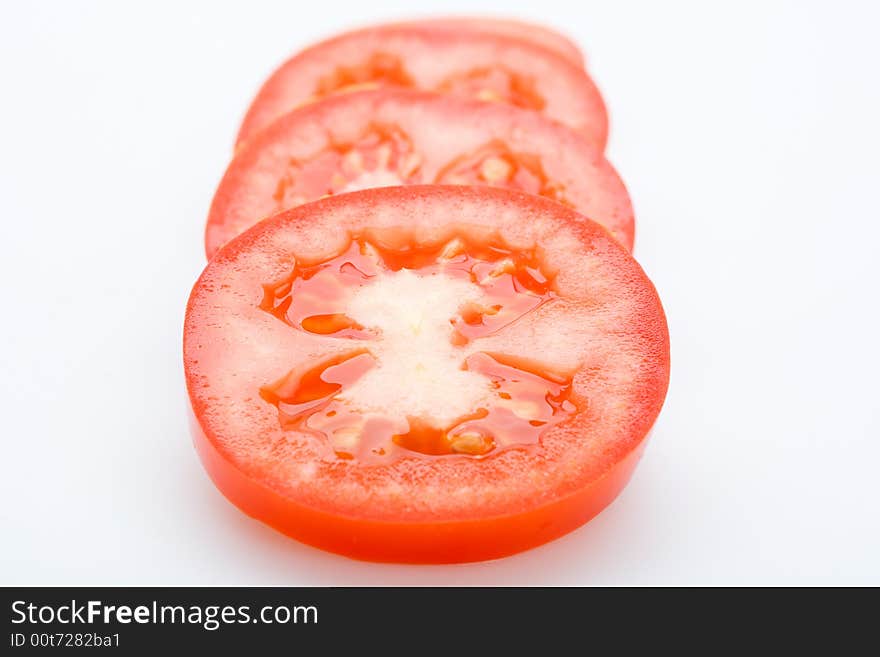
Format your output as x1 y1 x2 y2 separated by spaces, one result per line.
235 27 607 149
185 186 670 563
384 17 584 67
208 89 632 258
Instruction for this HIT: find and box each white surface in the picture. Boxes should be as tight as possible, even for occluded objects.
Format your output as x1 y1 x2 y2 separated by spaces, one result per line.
1 0 878 585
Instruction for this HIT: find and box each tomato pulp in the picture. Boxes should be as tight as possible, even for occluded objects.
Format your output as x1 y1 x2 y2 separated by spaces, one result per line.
208 90 633 258
235 27 607 149
185 186 669 562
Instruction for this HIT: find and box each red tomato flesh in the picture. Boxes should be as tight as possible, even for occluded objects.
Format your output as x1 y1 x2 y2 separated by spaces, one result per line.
235 28 607 148
184 186 670 562
208 90 632 258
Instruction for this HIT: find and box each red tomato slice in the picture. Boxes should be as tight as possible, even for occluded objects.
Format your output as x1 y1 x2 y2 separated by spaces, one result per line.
185 186 670 563
383 17 585 67
208 90 633 258
236 27 607 149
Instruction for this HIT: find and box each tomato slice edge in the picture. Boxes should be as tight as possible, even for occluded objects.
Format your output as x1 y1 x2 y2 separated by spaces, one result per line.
235 28 607 148
191 403 648 563
383 17 585 67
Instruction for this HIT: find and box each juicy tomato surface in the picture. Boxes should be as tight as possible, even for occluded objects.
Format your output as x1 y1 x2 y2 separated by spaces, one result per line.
185 186 670 563
235 27 607 149
207 89 633 258
384 17 584 67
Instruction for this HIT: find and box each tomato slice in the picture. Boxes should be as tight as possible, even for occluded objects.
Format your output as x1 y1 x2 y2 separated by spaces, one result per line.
383 17 584 67
208 89 633 258
235 27 607 149
185 186 670 563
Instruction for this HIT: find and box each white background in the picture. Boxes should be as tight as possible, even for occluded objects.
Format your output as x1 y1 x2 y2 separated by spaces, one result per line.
2 0 878 585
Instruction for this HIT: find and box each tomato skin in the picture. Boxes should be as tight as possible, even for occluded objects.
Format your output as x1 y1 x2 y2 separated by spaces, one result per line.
235 28 607 149
384 17 584 67
207 89 633 258
185 187 670 562
191 407 647 563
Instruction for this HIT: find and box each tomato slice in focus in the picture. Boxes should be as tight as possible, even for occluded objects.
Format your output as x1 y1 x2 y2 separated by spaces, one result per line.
185 186 669 563
207 90 633 258
235 28 607 148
